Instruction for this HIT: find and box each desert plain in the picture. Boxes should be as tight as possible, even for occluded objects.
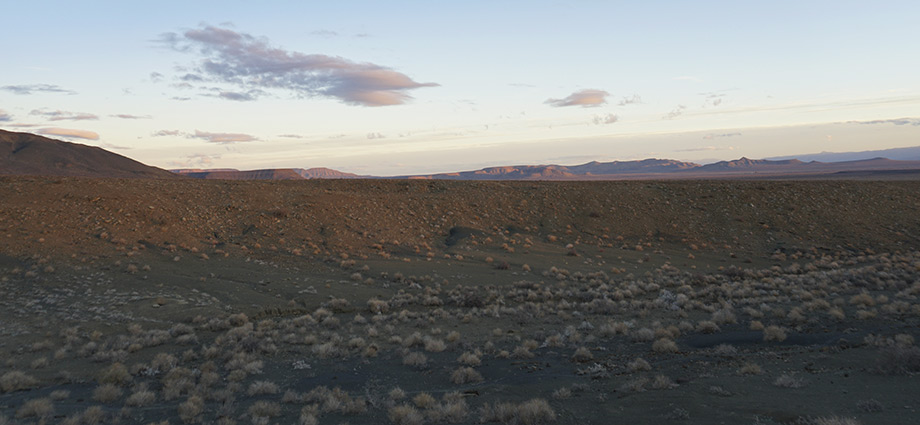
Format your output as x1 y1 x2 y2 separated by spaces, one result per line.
1 176 919 424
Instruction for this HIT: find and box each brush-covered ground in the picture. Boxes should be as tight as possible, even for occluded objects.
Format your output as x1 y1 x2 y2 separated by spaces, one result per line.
1 177 919 425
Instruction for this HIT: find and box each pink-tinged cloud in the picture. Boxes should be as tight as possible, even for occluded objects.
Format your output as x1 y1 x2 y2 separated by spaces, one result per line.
37 127 100 140
190 130 258 143
546 89 609 108
0 109 11 122
30 109 99 121
111 114 152 119
160 25 438 106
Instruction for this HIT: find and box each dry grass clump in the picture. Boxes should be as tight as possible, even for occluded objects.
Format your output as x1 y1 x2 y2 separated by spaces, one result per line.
551 387 571 400
98 362 131 385
571 346 593 363
389 404 425 425
451 367 484 384
248 400 282 421
875 345 920 375
15 397 54 419
403 351 428 368
248 380 280 396
126 388 157 406
652 338 678 353
413 392 438 409
479 398 556 425
424 337 447 352
773 373 807 388
627 357 651 372
178 395 205 423
458 351 482 366
812 417 862 425
763 325 787 342
0 371 38 392
93 383 124 403
737 363 763 375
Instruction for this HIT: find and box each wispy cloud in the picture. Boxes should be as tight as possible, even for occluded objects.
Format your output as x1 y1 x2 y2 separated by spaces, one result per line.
30 109 99 121
367 132 386 139
848 117 920 127
676 145 735 152
159 25 438 106
111 114 152 119
1 84 76 95
189 130 258 144
663 105 687 120
278 134 303 138
150 72 164 83
0 109 11 122
310 30 339 37
168 153 222 168
702 132 741 139
546 89 609 108
592 113 618 125
617 94 642 106
217 90 263 101
152 129 182 137
37 127 99 140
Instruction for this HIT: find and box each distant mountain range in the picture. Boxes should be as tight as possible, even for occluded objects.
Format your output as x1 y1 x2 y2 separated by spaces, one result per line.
171 168 361 180
3 129 920 181
768 145 920 163
0 129 176 179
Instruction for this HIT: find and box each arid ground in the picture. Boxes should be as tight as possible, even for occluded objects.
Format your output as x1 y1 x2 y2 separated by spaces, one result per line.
1 177 919 424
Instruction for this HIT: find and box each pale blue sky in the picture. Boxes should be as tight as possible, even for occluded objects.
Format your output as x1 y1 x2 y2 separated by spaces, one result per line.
1 0 918 175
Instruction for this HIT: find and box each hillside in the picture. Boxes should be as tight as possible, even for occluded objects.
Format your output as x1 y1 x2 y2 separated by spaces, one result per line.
0 129 178 179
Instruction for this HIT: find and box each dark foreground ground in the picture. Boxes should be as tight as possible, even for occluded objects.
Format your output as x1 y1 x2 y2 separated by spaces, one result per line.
1 177 919 425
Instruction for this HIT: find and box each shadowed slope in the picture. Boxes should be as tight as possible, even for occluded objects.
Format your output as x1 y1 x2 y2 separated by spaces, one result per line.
0 129 177 179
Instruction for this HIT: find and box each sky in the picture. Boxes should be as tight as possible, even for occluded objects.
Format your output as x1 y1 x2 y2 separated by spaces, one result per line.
1 0 919 175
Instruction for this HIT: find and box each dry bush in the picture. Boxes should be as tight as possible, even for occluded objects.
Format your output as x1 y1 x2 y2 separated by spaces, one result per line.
479 398 556 425
451 367 484 384
126 389 157 406
424 338 447 353
50 389 70 401
438 397 470 423
571 347 593 363
0 371 37 392
552 386 573 400
403 351 428 368
512 346 535 359
98 362 131 385
696 320 720 334
875 345 920 375
248 400 281 420
632 328 655 342
389 404 425 425
178 395 205 423
813 417 862 425
650 375 677 390
627 357 651 372
652 338 678 353
412 392 437 409
738 363 763 375
93 383 124 403
856 399 883 413
247 380 280 396
458 351 482 366
763 325 787 342
15 397 54 419
80 405 107 424
773 373 807 388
